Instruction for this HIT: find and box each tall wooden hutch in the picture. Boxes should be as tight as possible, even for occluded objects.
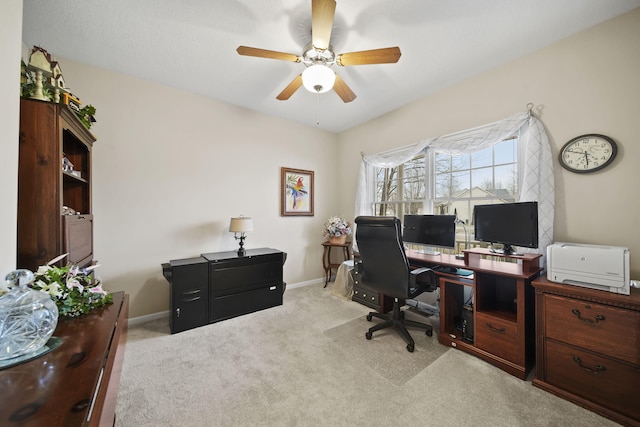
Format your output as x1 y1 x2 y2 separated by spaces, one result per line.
17 98 96 271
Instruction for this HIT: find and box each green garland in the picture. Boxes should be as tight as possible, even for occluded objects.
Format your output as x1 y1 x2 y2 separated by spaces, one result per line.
31 255 112 317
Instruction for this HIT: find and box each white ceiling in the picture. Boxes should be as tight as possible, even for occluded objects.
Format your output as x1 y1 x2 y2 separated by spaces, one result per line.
22 0 640 133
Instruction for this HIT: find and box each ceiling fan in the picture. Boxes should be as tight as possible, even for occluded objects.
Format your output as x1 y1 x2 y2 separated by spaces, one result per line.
236 0 401 103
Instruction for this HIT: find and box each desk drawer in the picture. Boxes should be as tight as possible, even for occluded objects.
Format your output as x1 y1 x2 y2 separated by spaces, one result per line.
544 294 640 365
475 312 519 363
545 340 640 422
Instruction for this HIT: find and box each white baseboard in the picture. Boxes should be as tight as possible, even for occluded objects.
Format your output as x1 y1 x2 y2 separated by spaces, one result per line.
128 310 169 326
127 278 325 324
286 277 324 289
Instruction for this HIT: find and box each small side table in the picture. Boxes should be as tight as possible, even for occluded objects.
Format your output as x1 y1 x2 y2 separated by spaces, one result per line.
322 241 352 287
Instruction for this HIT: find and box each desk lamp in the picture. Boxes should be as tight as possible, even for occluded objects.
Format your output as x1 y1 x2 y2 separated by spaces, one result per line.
229 215 253 256
454 209 470 260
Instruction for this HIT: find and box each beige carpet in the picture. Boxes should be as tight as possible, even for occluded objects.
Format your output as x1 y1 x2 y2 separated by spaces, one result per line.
324 313 448 386
115 284 619 427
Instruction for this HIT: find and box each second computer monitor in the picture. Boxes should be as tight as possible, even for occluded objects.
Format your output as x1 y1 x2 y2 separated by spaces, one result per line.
403 214 457 255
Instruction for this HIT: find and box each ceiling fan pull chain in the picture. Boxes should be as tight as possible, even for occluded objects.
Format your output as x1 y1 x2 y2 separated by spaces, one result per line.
316 91 321 125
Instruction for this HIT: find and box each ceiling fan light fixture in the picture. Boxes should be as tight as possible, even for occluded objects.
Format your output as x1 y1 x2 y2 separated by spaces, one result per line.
302 64 335 93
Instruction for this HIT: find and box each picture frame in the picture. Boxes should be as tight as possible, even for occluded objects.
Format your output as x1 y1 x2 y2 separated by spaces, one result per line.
281 167 314 216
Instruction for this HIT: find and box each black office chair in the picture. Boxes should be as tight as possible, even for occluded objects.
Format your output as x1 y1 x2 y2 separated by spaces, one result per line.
354 216 437 352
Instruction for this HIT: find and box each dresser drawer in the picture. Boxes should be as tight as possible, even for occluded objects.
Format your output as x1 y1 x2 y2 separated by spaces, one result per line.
352 285 380 307
544 294 640 365
545 340 640 422
475 312 519 363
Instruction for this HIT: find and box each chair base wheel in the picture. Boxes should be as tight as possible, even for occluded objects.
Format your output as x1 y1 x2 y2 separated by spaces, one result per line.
364 304 432 351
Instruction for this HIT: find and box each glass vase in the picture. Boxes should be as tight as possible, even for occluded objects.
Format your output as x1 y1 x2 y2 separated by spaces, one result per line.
0 270 59 361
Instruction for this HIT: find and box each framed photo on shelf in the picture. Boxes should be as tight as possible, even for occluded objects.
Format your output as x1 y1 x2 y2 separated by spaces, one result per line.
281 167 314 216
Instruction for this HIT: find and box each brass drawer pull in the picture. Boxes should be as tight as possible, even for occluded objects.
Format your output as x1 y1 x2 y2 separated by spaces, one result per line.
486 323 506 334
571 309 605 324
572 356 606 374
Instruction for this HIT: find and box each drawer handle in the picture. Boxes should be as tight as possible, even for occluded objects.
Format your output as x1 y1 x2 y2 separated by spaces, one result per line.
182 289 200 295
572 356 606 374
183 296 200 302
571 309 605 324
486 323 506 334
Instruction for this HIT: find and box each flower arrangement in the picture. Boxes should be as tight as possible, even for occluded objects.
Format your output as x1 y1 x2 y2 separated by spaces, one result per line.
30 254 112 318
323 216 352 238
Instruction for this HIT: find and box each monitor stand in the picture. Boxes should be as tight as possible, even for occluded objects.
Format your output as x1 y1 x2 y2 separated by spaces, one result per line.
489 244 522 256
416 246 441 256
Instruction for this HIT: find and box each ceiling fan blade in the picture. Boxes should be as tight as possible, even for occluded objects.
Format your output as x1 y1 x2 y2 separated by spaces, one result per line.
276 75 303 100
333 74 356 103
336 47 401 66
311 0 336 51
236 46 301 62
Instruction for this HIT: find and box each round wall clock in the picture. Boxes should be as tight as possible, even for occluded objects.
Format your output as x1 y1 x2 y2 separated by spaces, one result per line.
559 134 617 173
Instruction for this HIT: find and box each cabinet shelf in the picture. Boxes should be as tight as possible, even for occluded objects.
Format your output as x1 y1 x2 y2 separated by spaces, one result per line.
63 170 89 184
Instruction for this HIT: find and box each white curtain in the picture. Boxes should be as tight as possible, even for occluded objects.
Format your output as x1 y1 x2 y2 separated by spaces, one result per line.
354 112 554 262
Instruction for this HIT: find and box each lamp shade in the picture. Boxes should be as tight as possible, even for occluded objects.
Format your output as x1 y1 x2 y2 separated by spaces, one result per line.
229 216 253 233
302 64 335 94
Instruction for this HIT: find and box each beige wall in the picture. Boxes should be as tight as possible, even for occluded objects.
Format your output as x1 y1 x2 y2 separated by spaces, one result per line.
24 59 340 318
4 7 638 317
0 1 22 276
338 8 640 278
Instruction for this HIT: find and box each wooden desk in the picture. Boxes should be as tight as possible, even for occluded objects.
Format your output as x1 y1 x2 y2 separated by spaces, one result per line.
0 291 129 426
407 248 542 380
321 241 351 287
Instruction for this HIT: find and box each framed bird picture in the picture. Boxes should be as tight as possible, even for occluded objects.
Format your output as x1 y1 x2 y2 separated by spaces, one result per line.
281 167 314 216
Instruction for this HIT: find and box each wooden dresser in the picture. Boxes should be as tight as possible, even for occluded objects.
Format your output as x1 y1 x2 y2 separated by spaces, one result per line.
0 291 128 426
532 276 640 426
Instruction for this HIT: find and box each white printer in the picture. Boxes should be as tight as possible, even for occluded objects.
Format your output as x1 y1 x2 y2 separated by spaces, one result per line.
547 242 630 295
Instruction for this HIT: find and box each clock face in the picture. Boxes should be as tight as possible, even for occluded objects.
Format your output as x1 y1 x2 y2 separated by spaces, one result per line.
559 134 617 173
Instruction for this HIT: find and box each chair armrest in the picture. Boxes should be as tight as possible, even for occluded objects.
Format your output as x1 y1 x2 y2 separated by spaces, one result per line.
409 267 437 296
410 267 432 276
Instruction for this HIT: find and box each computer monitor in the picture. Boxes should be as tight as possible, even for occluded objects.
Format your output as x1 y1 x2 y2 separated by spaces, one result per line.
403 214 457 255
473 201 539 255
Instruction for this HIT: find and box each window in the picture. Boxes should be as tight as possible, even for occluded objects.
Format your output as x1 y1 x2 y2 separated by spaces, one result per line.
373 155 425 218
431 137 519 226
373 137 520 253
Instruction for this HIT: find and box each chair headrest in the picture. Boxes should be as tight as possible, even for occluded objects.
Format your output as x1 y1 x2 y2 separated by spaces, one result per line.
355 216 400 227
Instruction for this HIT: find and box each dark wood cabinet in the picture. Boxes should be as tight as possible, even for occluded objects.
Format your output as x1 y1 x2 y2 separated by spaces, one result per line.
0 292 128 427
18 98 96 270
163 248 286 334
532 276 640 426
